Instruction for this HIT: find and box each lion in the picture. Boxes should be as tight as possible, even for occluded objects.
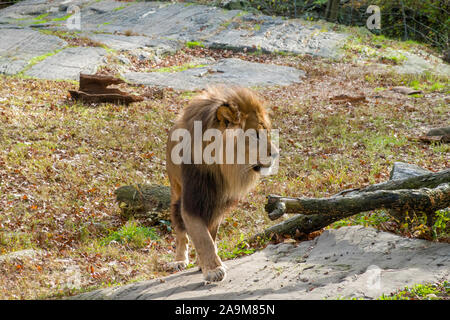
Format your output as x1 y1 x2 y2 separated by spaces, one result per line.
166 86 278 282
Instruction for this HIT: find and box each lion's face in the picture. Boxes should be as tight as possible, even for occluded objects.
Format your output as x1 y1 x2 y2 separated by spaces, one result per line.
212 87 279 197
167 86 278 200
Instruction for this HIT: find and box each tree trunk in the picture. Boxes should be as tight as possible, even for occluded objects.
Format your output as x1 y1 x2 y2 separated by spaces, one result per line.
325 0 340 22
260 169 450 239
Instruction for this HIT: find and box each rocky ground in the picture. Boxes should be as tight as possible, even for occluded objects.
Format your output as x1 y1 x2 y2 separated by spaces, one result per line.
1 0 448 84
74 226 449 300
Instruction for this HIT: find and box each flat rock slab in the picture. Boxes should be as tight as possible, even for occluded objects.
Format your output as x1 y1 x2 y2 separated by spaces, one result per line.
25 46 107 80
87 33 180 54
1 0 347 58
389 162 431 181
124 58 305 91
0 27 67 75
74 226 450 300
392 51 450 76
205 18 347 58
0 249 43 263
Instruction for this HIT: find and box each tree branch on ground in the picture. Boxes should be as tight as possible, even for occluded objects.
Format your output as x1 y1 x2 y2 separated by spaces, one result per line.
258 169 450 239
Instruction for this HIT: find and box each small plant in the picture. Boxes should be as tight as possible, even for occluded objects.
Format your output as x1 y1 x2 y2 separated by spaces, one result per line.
123 29 139 37
101 221 159 249
432 209 450 240
218 234 255 260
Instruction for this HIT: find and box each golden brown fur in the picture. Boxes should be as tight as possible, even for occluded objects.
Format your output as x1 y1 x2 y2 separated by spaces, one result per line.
166 86 277 282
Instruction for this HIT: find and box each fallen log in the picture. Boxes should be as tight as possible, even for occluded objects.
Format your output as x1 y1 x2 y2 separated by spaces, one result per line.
332 168 450 197
259 183 449 239
115 184 171 223
260 168 450 239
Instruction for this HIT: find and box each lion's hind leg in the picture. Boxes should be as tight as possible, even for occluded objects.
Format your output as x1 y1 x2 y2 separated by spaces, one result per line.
166 198 190 271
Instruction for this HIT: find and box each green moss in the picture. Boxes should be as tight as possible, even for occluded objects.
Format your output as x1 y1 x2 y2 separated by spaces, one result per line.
32 14 50 25
18 49 62 76
185 41 205 48
52 14 73 22
154 63 206 73
33 13 49 21
112 5 126 12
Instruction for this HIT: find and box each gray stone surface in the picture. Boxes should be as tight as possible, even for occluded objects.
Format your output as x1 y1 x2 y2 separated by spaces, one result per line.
0 27 67 75
389 162 431 181
392 51 450 76
79 1 239 42
73 226 450 300
0 0 348 58
25 46 107 80
0 249 43 263
87 33 180 54
0 0 447 82
124 58 305 91
205 17 348 58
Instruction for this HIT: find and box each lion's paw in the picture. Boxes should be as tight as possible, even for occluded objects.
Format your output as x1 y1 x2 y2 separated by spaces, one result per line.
166 260 188 271
204 266 226 282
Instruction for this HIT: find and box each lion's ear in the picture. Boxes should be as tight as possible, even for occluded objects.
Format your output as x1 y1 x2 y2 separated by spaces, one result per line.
216 103 241 128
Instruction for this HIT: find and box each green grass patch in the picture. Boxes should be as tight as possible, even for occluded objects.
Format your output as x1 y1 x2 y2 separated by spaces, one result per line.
330 211 391 229
379 52 407 65
379 281 449 300
185 41 205 48
154 63 207 73
407 74 448 93
218 234 255 260
101 221 159 249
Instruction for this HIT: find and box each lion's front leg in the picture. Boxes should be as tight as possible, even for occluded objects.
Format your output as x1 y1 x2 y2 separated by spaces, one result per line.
182 211 226 282
195 218 223 272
